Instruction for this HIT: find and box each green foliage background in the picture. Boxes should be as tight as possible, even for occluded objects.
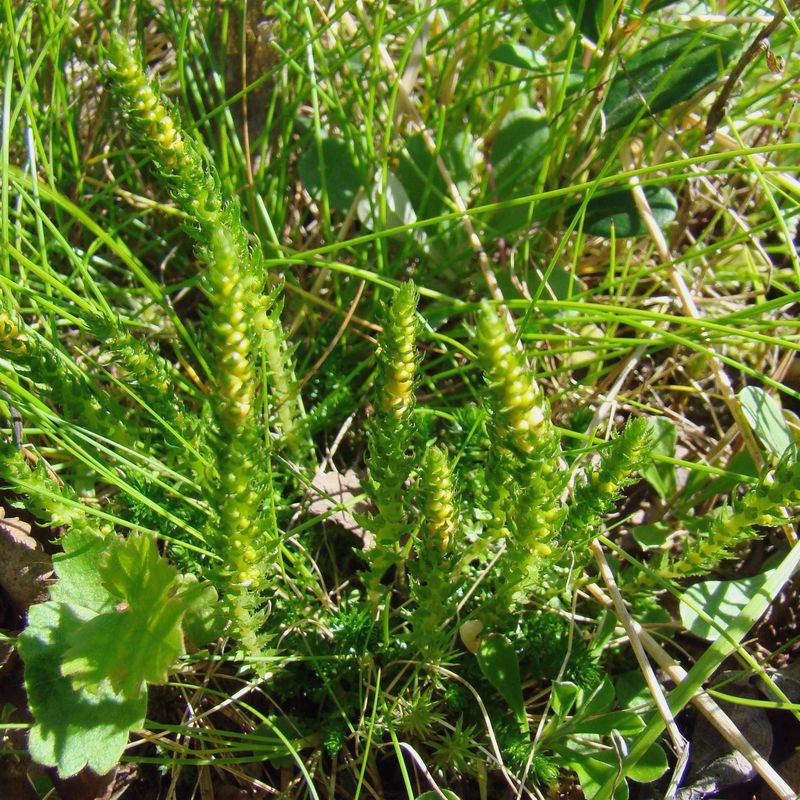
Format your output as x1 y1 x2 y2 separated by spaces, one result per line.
1 0 799 798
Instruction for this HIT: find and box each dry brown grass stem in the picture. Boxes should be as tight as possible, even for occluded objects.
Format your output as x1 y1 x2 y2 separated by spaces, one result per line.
591 540 689 794
620 140 765 469
585 575 796 799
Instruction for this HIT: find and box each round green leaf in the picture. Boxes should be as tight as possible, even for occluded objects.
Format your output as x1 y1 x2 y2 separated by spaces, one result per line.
490 108 549 195
522 0 563 33
628 741 668 783
578 186 677 239
19 602 147 777
298 136 364 212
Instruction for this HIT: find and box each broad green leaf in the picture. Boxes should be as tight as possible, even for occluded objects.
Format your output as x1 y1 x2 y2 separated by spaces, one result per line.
398 130 478 219
61 533 189 697
19 531 209 778
604 26 741 130
577 186 677 238
61 597 185 695
177 574 226 648
561 745 629 800
446 130 480 195
486 107 550 235
416 792 460 800
551 680 580 718
628 741 668 783
49 527 114 613
99 531 177 605
477 633 528 730
581 675 615 717
564 0 603 40
738 385 793 459
631 522 670 550
18 601 147 777
488 43 547 71
522 0 563 33
490 108 549 195
394 130 475 264
298 136 365 212
589 610 619 656
639 417 676 499
397 133 448 220
630 593 672 628
357 172 420 239
679 570 775 641
18 529 147 775
577 710 645 736
614 671 650 711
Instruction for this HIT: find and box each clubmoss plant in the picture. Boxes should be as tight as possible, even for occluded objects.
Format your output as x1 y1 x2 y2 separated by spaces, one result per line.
261 299 310 460
476 302 555 457
420 444 459 550
0 438 104 534
562 416 652 550
4 5 799 795
0 308 140 451
658 445 800 578
107 29 290 662
476 302 565 611
86 313 193 436
409 444 461 655
364 281 420 598
106 32 222 229
2 290 189 449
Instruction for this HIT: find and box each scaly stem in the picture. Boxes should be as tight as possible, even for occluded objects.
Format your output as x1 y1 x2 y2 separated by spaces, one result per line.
364 282 420 601
476 301 564 613
659 446 800 578
409 445 461 657
107 31 282 666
